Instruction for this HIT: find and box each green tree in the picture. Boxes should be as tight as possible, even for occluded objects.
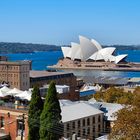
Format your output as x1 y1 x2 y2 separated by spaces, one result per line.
39 81 63 140
93 87 134 105
28 85 43 140
93 91 104 101
110 107 140 140
109 92 140 140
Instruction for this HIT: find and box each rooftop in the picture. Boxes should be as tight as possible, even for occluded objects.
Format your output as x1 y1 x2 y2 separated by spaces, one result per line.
61 102 103 122
82 76 129 85
30 70 74 78
0 60 31 65
88 100 124 121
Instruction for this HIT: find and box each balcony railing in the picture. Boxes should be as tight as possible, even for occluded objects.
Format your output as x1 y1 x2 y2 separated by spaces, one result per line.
0 102 28 112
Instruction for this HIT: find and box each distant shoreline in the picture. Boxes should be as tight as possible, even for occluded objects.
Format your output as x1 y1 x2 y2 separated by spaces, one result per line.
0 42 140 54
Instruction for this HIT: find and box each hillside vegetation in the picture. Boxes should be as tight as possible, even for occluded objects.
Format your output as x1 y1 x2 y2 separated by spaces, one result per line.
0 42 140 54
0 42 61 53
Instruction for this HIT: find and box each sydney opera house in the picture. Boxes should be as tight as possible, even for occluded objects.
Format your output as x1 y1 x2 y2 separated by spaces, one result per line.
61 36 127 64
48 36 140 71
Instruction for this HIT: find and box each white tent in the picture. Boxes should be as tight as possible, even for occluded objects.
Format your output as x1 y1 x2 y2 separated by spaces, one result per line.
0 90 5 97
15 90 31 99
0 86 11 93
22 94 31 101
6 88 23 96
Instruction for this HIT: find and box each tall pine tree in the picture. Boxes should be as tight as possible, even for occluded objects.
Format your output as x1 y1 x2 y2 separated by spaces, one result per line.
39 81 63 140
28 85 43 140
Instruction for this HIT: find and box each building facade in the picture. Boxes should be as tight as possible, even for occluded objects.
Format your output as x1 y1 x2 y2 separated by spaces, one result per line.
61 102 104 139
0 61 31 90
0 101 104 140
30 70 79 100
0 107 28 140
63 114 103 139
0 61 79 100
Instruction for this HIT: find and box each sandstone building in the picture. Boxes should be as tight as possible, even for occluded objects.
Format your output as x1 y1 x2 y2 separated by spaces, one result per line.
0 61 31 90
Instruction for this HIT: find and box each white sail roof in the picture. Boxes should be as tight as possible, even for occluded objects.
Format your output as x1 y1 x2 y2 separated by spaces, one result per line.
115 54 128 64
71 42 83 60
91 39 102 50
61 36 128 64
88 47 116 62
79 36 98 61
61 47 71 58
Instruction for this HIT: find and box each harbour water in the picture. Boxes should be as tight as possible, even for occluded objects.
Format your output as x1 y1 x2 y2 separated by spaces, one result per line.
0 50 140 78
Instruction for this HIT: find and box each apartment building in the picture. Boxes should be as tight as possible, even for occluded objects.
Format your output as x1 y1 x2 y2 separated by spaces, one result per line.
0 61 31 90
61 101 104 139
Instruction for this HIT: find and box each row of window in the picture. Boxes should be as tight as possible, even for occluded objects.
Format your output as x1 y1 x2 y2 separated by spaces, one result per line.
0 66 19 71
9 81 19 86
66 116 101 130
66 125 101 138
8 81 28 87
0 73 19 78
0 73 28 79
0 65 29 71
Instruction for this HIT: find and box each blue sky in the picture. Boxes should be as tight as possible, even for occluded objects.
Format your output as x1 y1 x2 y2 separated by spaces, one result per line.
0 0 140 45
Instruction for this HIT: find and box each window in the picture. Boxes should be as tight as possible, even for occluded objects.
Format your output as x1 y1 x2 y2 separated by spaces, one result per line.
82 128 86 136
66 123 69 130
98 115 101 122
93 126 95 132
78 130 81 137
83 119 85 126
93 117 95 123
87 127 90 135
98 124 100 132
78 120 80 128
87 118 90 125
72 121 75 129
67 133 69 138
0 117 5 127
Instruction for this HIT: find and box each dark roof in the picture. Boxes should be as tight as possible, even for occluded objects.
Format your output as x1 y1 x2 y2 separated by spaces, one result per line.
82 76 129 85
30 70 74 78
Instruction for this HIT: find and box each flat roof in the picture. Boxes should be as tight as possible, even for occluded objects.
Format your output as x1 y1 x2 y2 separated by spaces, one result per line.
30 70 74 78
82 76 129 85
0 60 31 65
